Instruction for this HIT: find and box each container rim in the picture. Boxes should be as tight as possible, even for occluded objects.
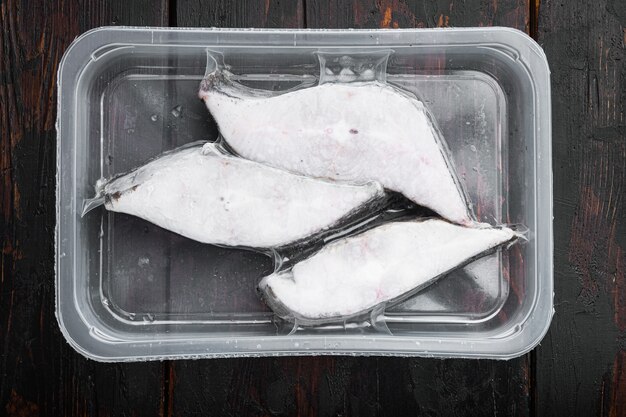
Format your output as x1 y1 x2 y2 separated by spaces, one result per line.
56 26 552 361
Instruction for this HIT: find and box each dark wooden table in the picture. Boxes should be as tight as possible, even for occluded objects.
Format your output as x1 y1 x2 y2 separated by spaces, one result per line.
1 1 624 416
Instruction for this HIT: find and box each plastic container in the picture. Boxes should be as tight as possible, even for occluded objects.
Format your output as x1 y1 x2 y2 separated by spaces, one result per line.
56 27 552 361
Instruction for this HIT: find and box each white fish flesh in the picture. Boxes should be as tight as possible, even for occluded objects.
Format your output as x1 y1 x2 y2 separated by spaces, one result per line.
200 72 474 225
258 219 518 323
87 142 385 249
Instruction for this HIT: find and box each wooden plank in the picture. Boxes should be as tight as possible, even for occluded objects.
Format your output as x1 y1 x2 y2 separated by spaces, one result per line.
0 1 169 415
176 0 305 28
171 1 533 416
535 0 626 416
306 0 528 30
171 355 531 416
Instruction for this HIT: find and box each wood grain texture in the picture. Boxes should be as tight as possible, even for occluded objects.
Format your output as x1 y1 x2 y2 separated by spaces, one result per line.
169 355 532 417
535 0 625 416
176 0 305 28
2 0 623 416
305 0 528 30
0 1 168 416
170 1 533 416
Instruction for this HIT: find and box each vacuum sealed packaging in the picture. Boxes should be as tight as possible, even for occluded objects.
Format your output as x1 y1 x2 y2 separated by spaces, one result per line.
56 27 552 361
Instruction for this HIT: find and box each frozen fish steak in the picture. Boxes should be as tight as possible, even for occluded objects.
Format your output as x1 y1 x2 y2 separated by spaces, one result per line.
88 142 385 249
259 219 518 323
200 72 473 225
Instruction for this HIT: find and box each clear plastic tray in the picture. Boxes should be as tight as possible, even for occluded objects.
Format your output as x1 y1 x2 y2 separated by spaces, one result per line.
56 27 552 361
